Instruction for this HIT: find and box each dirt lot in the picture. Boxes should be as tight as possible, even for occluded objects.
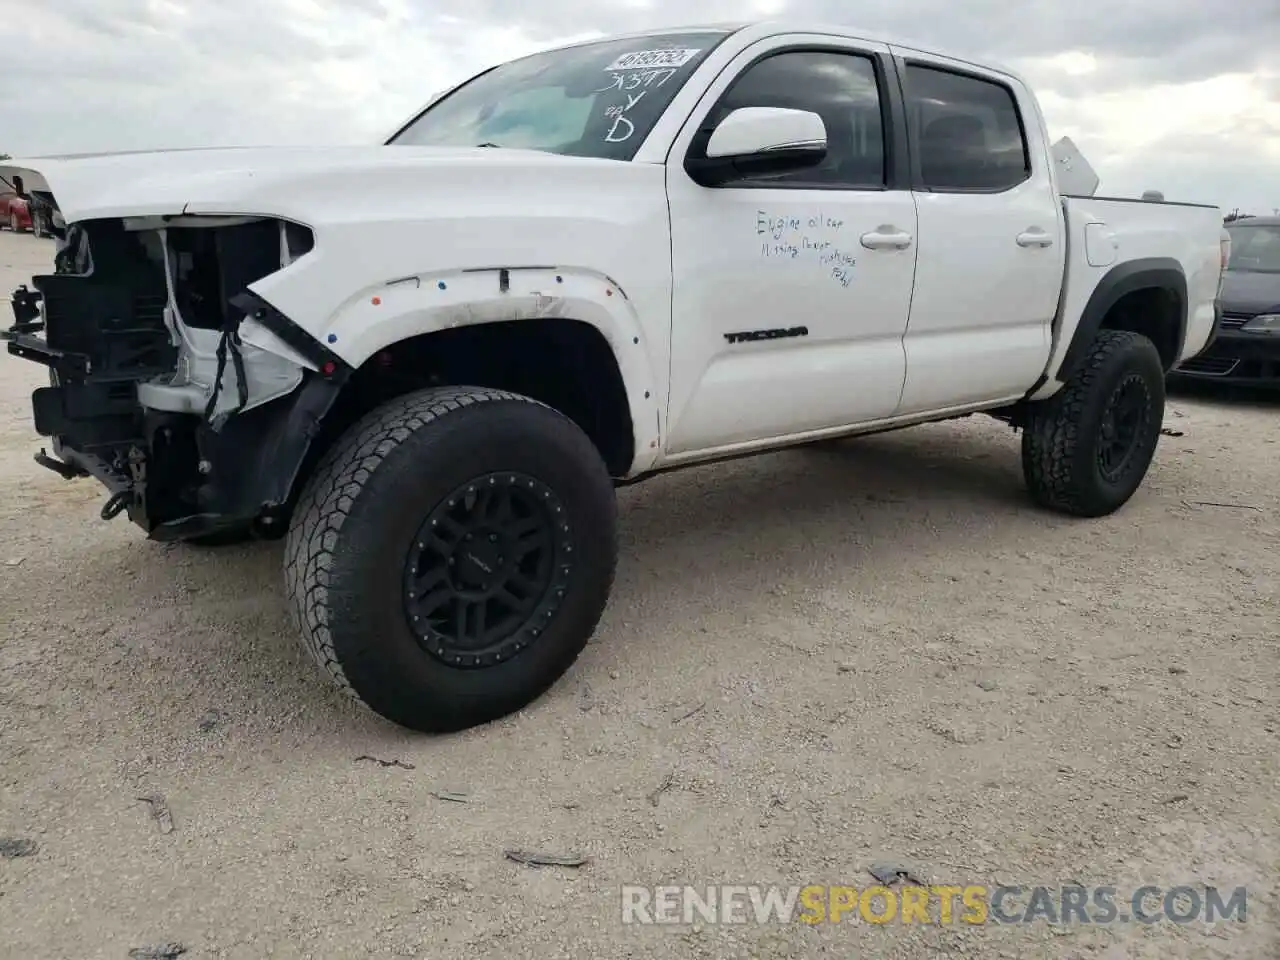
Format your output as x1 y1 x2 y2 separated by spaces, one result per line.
0 230 1276 959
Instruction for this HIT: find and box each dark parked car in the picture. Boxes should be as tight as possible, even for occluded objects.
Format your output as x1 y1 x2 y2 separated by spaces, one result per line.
1175 215 1280 386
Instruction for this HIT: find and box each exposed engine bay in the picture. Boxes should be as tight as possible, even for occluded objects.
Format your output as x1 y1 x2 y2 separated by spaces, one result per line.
4 213 349 540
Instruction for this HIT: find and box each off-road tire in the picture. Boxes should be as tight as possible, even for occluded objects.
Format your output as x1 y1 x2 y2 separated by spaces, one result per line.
1022 329 1165 517
284 386 618 733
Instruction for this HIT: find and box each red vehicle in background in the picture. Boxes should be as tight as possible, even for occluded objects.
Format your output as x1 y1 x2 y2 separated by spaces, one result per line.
0 176 52 237
0 188 33 232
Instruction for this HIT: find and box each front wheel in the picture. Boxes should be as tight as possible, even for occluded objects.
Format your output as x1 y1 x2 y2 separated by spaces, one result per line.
1021 329 1166 517
284 386 618 733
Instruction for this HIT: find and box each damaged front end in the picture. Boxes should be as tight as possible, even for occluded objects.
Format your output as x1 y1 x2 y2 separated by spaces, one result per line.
4 211 350 541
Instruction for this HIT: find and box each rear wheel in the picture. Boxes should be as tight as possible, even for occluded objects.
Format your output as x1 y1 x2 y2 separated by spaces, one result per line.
284 386 618 733
1022 329 1165 517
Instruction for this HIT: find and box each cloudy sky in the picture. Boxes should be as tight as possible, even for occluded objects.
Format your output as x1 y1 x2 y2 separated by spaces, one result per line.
3 0 1277 212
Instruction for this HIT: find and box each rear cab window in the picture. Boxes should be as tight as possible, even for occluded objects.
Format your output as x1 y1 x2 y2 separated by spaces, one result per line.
902 63 1030 191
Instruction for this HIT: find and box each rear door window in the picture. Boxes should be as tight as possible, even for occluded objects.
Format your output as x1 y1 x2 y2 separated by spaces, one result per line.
903 64 1030 192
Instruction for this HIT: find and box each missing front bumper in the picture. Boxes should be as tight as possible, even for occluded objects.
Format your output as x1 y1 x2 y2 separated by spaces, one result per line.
6 220 351 540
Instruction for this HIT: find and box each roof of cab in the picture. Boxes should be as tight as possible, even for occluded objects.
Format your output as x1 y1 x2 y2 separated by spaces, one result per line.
543 19 1025 86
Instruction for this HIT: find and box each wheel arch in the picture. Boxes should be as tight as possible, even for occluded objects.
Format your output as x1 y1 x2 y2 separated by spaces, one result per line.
1057 257 1188 381
353 316 636 466
310 265 663 473
265 315 644 533
152 277 661 541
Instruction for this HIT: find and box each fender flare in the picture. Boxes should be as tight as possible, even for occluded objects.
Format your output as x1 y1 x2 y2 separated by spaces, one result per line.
306 265 665 475
1056 257 1188 382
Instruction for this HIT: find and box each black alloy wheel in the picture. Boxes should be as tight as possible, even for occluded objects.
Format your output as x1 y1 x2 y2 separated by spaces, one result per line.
1095 373 1151 484
403 473 573 668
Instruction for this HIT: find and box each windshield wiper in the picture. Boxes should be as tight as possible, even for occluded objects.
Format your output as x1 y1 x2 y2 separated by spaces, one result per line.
476 142 502 148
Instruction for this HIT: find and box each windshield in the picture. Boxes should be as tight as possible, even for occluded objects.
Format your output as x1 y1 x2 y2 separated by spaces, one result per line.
1225 223 1280 274
387 31 729 161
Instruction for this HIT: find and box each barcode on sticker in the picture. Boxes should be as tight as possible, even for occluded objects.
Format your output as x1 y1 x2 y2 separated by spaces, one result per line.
604 48 702 71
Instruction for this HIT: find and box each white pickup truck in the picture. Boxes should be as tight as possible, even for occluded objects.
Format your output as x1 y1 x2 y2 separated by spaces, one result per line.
4 21 1228 733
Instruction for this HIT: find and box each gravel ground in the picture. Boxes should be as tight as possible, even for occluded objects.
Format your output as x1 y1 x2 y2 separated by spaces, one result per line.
0 231 1276 959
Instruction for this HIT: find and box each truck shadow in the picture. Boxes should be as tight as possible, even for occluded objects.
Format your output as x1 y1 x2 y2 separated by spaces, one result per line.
617 429 1034 549
77 424 1057 734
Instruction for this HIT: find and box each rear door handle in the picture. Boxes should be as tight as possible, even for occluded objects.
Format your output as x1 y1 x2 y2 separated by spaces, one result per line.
860 228 913 250
1016 229 1054 248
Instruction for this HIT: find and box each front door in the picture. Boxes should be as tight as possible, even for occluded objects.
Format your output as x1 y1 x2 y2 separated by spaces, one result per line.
662 36 919 460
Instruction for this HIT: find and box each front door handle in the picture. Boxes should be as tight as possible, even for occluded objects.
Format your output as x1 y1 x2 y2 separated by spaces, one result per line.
1016 229 1054 248
860 228 913 250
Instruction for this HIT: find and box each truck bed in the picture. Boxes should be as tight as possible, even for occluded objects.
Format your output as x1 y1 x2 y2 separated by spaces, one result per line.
1040 195 1226 397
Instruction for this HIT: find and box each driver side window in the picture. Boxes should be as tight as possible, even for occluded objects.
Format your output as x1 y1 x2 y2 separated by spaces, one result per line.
704 49 887 189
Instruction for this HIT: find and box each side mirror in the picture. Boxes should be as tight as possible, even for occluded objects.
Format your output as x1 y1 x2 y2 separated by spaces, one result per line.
12 175 25 198
686 107 827 187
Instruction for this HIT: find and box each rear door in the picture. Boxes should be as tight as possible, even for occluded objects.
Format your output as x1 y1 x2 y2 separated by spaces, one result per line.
890 49 1066 414
662 35 918 459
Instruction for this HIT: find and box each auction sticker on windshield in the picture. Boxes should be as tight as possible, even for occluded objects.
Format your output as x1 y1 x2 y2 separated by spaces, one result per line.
605 48 703 71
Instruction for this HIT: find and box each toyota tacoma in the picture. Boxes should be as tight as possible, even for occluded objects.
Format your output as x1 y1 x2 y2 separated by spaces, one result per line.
3 21 1228 732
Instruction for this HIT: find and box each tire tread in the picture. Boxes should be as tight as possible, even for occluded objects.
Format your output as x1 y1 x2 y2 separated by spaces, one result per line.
1022 329 1163 517
283 386 555 701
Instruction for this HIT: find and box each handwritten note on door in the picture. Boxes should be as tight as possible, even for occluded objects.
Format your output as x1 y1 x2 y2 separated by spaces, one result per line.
756 210 857 288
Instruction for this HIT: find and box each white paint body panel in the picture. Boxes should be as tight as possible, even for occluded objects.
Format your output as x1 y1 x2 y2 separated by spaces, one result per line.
1084 222 1119 267
10 147 675 472
6 20 1227 478
663 33 915 458
1029 196 1226 402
